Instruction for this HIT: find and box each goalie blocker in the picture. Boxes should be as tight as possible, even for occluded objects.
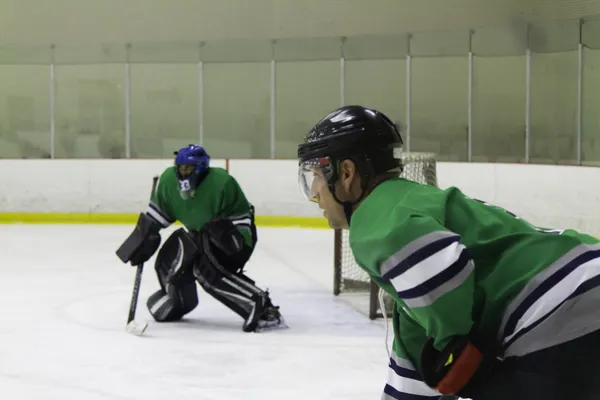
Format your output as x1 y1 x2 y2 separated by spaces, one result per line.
145 218 284 332
116 212 161 265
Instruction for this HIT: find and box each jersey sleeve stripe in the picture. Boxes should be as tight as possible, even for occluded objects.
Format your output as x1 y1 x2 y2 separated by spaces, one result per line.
149 201 174 221
503 274 600 357
388 241 473 308
382 234 461 281
390 352 416 369
398 251 474 308
229 212 252 221
499 247 600 357
384 355 440 399
382 385 440 400
146 208 171 228
231 217 252 227
500 244 600 338
146 201 175 227
389 357 422 381
380 231 458 278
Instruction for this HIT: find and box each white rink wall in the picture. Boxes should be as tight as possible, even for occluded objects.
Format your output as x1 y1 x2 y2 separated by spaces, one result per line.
1 159 599 236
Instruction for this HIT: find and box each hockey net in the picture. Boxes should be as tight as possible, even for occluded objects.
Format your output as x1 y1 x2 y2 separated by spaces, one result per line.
333 152 438 319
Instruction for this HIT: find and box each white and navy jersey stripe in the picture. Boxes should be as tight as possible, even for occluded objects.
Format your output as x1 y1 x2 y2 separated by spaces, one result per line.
228 212 253 229
498 243 600 357
228 210 255 242
380 231 474 308
381 353 440 400
146 201 175 228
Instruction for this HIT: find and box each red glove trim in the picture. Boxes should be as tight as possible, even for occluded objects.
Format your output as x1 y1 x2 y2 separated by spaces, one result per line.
435 341 483 395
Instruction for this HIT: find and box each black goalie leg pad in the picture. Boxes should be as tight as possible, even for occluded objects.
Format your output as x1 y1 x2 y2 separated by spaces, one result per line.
197 271 284 332
155 228 199 288
197 273 256 320
147 281 199 322
147 228 199 322
193 228 284 332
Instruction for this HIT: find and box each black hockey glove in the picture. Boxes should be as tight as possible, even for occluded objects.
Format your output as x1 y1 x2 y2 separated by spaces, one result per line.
201 218 246 274
116 212 162 266
192 218 249 286
420 335 500 398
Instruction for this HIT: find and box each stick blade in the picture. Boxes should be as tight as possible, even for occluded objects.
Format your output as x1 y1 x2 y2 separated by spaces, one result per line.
126 320 148 336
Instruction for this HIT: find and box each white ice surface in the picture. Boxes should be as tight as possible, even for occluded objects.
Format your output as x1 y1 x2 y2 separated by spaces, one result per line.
0 225 390 400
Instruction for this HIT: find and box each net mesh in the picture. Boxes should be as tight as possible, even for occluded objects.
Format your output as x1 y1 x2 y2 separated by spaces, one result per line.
335 152 438 316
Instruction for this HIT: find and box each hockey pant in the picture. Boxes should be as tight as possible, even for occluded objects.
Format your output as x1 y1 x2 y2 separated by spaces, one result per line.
466 328 600 400
146 228 269 326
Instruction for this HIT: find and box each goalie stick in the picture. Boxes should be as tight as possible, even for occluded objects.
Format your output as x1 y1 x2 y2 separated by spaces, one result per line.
126 175 159 336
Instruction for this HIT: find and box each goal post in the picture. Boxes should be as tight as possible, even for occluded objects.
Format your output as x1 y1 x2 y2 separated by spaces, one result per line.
332 152 439 319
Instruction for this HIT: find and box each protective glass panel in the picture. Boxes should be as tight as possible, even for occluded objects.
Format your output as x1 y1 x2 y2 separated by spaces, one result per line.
128 42 200 63
411 29 470 57
472 56 526 162
203 62 271 158
200 39 271 63
411 56 468 161
275 61 340 159
0 45 52 65
471 24 528 57
0 65 51 158
130 64 199 158
529 21 579 164
344 59 406 134
582 19 600 165
275 37 341 62
343 34 408 60
54 65 125 158
529 51 578 164
54 44 127 65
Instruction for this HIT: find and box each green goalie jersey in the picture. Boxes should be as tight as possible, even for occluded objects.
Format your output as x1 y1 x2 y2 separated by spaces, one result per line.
145 166 255 248
350 177 600 400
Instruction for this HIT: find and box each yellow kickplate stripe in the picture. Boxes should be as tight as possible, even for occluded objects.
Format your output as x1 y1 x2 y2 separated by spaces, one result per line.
0 213 331 229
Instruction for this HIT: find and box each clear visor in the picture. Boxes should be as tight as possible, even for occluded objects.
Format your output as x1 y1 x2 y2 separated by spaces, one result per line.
298 158 329 203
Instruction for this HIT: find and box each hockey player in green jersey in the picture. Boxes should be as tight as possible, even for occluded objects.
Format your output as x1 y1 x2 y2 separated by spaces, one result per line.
117 144 284 333
297 105 600 400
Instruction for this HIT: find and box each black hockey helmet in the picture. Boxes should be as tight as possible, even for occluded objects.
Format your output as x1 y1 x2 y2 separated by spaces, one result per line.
297 105 403 222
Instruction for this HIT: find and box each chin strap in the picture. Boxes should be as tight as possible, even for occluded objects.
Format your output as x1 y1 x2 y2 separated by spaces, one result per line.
329 182 368 226
333 175 398 226
343 202 354 225
327 155 400 226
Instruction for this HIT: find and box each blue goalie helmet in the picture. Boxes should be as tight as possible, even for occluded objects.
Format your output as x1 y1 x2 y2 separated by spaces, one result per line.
174 144 211 199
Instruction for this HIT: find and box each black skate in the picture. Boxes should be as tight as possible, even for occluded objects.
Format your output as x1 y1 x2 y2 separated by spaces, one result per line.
242 291 287 332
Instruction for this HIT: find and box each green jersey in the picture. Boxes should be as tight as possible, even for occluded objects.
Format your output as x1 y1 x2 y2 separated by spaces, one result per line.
349 178 600 400
146 166 255 247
